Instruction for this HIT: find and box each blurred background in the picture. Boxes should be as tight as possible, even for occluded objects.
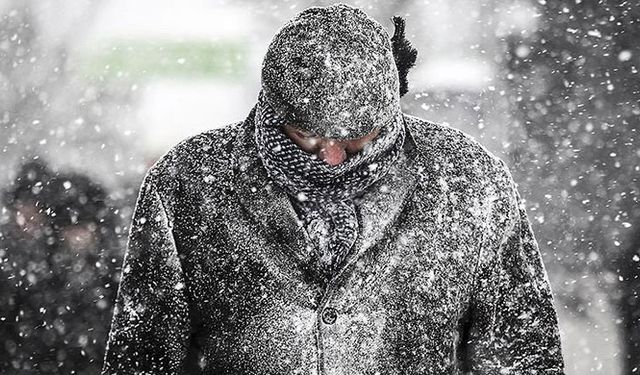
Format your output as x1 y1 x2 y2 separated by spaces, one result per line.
0 0 637 373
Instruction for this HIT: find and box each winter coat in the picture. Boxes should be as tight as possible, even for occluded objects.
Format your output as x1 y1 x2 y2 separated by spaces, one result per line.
102 106 566 374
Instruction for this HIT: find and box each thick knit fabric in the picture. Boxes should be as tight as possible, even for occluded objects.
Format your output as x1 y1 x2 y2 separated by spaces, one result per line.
254 90 406 281
256 4 410 281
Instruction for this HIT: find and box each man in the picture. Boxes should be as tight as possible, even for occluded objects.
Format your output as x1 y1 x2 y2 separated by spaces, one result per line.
103 4 566 374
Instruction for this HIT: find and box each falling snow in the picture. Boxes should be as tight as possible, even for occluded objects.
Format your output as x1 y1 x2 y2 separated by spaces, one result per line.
1 1 638 374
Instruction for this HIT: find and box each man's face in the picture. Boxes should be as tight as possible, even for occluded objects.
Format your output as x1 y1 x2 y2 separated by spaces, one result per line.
282 125 381 166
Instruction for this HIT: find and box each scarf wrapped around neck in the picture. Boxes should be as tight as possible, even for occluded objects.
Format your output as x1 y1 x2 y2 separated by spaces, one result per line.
254 90 406 281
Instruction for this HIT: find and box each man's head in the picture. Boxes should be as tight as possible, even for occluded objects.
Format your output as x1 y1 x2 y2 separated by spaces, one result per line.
260 4 401 142
259 4 417 165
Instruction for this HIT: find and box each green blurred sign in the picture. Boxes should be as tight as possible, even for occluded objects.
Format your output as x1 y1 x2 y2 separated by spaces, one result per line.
82 39 247 80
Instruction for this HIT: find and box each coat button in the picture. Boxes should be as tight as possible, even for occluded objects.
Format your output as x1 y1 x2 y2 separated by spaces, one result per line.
322 307 338 325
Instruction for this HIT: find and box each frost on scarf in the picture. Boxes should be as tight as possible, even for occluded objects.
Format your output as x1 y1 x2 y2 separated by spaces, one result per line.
253 90 406 282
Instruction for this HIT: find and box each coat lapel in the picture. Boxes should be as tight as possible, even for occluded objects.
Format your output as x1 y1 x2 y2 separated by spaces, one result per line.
330 125 423 282
230 107 318 281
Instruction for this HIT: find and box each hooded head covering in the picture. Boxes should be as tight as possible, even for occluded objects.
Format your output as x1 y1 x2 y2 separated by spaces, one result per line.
254 4 417 282
260 3 401 139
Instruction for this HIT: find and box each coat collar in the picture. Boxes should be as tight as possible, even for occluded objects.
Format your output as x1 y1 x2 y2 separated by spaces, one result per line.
228 105 439 286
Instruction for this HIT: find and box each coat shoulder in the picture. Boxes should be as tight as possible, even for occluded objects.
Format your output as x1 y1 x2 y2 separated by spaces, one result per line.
403 113 516 197
141 121 244 208
404 114 506 171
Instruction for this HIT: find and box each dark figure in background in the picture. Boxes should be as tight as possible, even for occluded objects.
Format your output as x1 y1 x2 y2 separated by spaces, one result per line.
0 161 55 373
618 224 640 373
0 159 121 374
0 160 55 372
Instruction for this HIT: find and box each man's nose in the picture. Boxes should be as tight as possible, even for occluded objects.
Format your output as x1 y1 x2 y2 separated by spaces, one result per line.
318 139 347 166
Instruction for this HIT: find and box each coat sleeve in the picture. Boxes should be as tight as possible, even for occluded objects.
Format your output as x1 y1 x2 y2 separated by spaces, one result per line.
460 168 565 374
102 173 191 374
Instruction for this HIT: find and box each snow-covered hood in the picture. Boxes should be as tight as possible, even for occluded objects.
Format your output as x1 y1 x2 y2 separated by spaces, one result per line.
260 4 401 139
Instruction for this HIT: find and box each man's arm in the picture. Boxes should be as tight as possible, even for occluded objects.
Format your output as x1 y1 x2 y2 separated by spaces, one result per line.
102 172 191 374
460 165 565 374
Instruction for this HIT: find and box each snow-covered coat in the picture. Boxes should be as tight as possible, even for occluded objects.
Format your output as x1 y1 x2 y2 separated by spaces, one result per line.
102 106 566 374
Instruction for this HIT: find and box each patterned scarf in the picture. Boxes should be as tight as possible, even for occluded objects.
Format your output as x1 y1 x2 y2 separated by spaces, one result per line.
254 91 406 281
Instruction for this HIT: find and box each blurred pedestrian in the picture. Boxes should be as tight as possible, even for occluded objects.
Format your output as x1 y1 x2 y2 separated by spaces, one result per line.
1 159 56 372
1 160 121 374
